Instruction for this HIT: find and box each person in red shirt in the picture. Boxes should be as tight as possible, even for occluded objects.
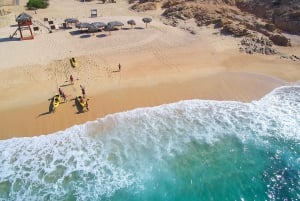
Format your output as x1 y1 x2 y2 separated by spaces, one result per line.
70 75 74 84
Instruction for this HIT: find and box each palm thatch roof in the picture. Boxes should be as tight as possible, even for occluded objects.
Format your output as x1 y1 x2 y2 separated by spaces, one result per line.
87 24 98 32
107 21 124 28
91 22 106 28
16 12 32 23
127 20 136 26
75 22 90 29
142 17 152 23
65 18 79 24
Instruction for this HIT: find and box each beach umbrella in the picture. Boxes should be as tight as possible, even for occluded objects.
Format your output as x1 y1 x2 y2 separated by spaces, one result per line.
104 21 124 35
75 22 90 29
65 18 79 24
127 19 136 29
87 24 99 32
107 21 124 28
91 22 106 29
142 17 152 28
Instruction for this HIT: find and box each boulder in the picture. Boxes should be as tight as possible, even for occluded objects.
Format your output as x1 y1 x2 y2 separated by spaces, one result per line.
236 0 300 35
239 35 277 55
162 0 184 9
273 11 300 34
222 23 250 37
265 23 276 32
269 34 291 46
131 2 157 12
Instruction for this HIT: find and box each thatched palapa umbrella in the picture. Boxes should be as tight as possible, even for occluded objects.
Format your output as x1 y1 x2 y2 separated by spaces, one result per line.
16 12 32 23
127 19 136 29
142 17 152 28
75 22 90 29
65 18 79 24
91 22 106 29
87 24 98 32
107 21 124 29
106 21 124 35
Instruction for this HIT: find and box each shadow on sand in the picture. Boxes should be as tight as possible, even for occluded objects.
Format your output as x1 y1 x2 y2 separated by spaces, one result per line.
0 37 20 43
60 81 73 88
74 97 85 113
69 30 83 36
37 97 55 117
96 34 107 38
121 27 131 31
80 34 91 38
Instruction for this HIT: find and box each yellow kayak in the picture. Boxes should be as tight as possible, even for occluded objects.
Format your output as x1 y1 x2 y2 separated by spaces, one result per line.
49 94 60 113
53 94 60 108
77 96 86 108
70 57 77 67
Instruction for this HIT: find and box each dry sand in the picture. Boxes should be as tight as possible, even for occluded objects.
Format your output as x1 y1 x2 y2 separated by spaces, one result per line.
0 0 299 140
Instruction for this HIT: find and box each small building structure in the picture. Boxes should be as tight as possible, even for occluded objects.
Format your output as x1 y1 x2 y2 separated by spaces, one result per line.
90 9 97 18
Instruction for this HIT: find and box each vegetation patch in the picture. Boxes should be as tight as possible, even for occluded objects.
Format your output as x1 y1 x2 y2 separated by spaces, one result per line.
26 0 48 9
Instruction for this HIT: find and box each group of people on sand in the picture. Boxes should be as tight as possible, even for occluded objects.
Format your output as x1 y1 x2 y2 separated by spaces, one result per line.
58 87 67 102
57 82 90 112
51 62 122 113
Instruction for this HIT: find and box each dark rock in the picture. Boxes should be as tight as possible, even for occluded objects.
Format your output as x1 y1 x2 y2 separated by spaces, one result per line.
265 23 276 32
222 23 250 37
269 34 291 46
239 35 277 55
162 0 184 9
214 18 228 28
236 0 300 35
131 2 157 12
273 12 300 34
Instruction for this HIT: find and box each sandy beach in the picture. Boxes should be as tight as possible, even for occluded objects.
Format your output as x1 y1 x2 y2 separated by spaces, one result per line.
0 0 299 140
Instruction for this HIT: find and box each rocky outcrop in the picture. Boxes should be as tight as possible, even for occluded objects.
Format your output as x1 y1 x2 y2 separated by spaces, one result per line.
273 11 300 34
129 0 298 47
236 0 300 34
222 23 250 37
131 2 157 12
161 3 199 23
131 0 300 35
239 35 277 55
281 54 300 61
269 34 291 46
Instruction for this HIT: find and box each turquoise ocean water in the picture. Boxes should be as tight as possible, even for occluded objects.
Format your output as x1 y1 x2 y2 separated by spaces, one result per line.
0 86 299 201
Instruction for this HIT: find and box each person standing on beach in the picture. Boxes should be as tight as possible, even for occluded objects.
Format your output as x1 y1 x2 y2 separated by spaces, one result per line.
86 99 90 111
58 88 63 96
61 92 67 102
70 75 74 84
80 85 86 98
118 63 121 72
58 87 67 102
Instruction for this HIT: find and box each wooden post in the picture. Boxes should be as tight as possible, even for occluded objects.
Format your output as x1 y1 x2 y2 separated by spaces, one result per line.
19 27 23 40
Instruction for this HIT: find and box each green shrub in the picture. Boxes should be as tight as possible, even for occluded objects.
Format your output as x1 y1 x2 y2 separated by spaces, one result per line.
26 0 48 9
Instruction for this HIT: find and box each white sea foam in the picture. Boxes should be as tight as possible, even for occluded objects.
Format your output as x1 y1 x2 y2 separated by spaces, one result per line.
0 85 299 200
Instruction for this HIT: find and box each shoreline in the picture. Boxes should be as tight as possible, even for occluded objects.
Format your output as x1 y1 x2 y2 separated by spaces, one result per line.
0 71 288 140
0 0 300 140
